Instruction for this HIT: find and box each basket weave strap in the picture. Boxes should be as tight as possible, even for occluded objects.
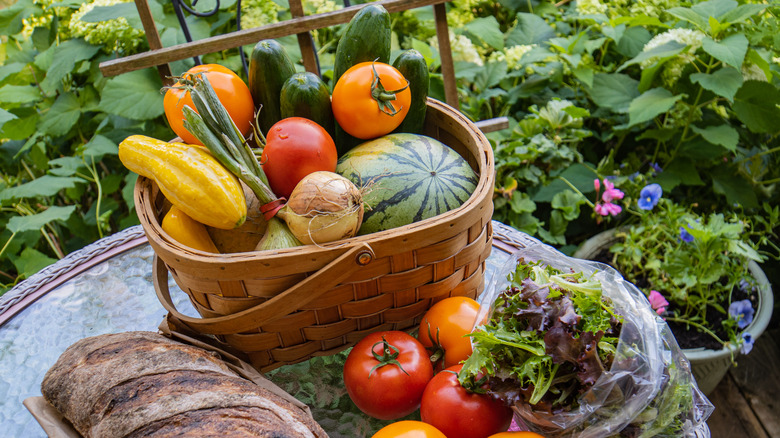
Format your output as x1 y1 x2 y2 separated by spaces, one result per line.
154 243 375 335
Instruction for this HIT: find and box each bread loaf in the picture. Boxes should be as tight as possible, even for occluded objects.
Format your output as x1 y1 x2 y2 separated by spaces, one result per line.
41 332 327 438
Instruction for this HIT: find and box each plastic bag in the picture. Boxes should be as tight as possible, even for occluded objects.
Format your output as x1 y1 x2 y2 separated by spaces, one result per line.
475 242 714 438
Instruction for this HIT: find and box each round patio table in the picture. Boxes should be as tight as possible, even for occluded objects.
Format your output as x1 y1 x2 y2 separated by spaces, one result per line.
0 221 539 437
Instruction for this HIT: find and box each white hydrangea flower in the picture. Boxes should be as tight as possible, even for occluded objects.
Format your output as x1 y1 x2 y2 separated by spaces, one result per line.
489 44 535 69
642 28 706 57
241 0 282 30
70 0 145 52
741 63 768 82
576 0 608 16
304 0 340 15
429 31 484 66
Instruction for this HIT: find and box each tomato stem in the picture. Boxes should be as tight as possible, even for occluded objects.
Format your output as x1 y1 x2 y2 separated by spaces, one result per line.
370 62 409 117
369 336 410 377
423 322 445 366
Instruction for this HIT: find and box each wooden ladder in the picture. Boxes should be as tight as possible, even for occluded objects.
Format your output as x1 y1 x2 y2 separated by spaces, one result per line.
98 0 508 133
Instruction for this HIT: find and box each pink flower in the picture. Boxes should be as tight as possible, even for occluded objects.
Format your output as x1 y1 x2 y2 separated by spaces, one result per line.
648 290 669 315
594 178 600 192
595 202 622 216
601 179 624 203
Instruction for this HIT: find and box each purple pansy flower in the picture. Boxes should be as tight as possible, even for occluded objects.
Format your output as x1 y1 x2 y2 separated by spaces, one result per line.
741 332 754 355
728 299 754 329
648 290 669 315
679 227 694 243
651 162 663 173
637 184 662 210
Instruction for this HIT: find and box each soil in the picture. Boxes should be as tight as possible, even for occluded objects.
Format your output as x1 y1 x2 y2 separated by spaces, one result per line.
591 249 759 351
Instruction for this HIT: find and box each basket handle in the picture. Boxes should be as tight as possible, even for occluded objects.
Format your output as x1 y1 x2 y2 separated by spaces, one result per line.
154 243 375 335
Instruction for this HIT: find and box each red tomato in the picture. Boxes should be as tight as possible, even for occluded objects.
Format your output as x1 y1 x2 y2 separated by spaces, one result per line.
418 296 480 370
343 331 434 421
163 64 254 145
420 365 513 438
372 421 447 438
332 61 411 139
488 433 545 438
260 117 337 199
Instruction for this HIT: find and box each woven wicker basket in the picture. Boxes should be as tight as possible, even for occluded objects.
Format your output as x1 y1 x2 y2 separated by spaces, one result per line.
137 98 495 372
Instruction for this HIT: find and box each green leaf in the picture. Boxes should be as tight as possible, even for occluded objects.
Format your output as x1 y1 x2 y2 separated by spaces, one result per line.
7 205 77 233
617 41 686 72
692 0 738 20
82 134 119 159
690 125 738 151
588 73 639 113
465 17 504 50
0 62 25 83
0 84 41 104
533 164 597 203
719 4 768 25
0 108 39 140
689 67 742 101
712 167 758 208
627 88 682 127
505 13 555 46
0 107 17 128
0 0 40 36
701 34 748 70
98 69 165 120
39 39 101 91
13 248 57 279
615 26 652 58
733 80 780 134
80 2 137 22
666 7 708 29
654 158 705 190
0 175 82 201
38 92 81 136
49 157 85 177
475 61 507 90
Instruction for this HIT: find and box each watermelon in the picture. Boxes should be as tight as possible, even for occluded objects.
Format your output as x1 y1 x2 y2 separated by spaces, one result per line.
336 133 478 235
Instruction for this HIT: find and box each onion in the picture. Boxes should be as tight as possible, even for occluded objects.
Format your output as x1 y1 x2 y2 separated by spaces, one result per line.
276 171 365 245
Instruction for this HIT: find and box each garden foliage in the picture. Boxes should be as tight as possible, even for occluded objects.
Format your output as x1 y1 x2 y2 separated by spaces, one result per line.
1 0 778 296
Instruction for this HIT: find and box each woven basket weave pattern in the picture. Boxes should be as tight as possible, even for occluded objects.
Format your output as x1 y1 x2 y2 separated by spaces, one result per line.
139 99 495 372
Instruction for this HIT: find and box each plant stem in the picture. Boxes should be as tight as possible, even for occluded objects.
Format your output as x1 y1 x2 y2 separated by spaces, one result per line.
664 316 726 346
559 176 594 208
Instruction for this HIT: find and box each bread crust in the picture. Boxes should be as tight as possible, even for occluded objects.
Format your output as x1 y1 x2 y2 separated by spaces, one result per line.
41 332 326 438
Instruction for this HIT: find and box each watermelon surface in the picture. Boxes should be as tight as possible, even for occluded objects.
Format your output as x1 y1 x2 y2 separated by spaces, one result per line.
336 133 478 235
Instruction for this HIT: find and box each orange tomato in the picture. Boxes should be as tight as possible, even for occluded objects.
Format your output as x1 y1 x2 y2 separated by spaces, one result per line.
418 296 480 370
488 432 546 438
372 420 447 438
163 64 254 145
331 61 411 140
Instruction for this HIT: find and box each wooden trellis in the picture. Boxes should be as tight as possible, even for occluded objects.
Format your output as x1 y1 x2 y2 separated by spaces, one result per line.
98 0 508 132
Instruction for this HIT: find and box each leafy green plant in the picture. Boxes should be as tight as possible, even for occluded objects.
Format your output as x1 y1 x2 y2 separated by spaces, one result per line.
597 172 779 352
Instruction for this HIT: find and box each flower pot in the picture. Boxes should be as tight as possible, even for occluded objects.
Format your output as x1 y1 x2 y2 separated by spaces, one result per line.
574 229 774 395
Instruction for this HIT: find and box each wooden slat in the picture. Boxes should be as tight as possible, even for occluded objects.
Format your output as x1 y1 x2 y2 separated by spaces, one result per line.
100 0 452 78
433 2 458 110
288 0 320 75
133 0 172 86
476 116 510 133
728 328 780 437
707 374 770 438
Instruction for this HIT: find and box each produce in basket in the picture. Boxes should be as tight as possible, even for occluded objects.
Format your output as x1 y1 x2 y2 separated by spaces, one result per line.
161 205 219 253
248 39 297 134
332 61 411 140
41 332 327 437
391 49 430 135
118 135 247 230
459 245 713 437
163 64 254 146
337 133 478 235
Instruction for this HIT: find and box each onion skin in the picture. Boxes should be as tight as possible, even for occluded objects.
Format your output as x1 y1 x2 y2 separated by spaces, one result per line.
277 171 364 245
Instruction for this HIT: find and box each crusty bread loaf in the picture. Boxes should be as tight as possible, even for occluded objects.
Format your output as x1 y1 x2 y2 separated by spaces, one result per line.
41 332 327 438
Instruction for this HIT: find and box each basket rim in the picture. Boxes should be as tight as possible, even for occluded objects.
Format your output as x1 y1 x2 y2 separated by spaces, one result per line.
136 98 495 264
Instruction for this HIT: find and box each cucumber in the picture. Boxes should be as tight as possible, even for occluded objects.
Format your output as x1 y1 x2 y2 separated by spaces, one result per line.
248 39 296 135
280 72 335 138
332 4 391 87
392 49 429 134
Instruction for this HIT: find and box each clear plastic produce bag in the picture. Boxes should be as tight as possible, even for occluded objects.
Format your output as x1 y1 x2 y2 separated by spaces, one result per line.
476 242 714 438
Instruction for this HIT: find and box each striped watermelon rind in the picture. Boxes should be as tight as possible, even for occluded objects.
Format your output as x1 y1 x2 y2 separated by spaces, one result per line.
336 133 478 235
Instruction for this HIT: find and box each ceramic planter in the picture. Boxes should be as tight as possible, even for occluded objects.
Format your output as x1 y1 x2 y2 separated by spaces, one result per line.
574 229 774 395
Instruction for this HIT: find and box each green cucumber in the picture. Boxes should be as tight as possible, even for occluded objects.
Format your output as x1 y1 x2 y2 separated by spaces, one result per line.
392 49 429 134
280 72 335 138
332 4 391 86
248 39 296 135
